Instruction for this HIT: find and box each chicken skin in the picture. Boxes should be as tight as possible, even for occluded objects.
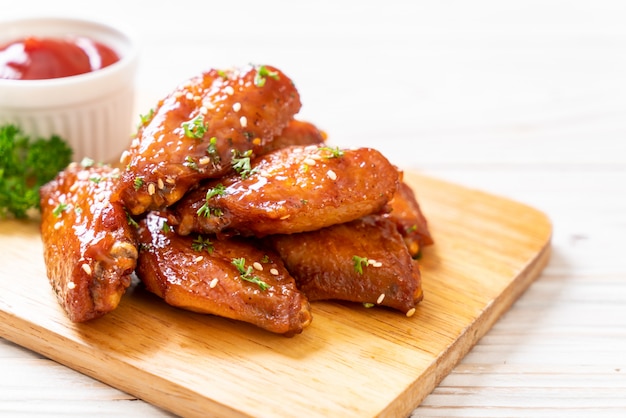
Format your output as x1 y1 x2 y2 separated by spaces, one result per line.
385 180 434 258
112 64 302 215
269 215 423 315
262 119 326 153
169 145 400 237
135 212 312 336
39 161 138 322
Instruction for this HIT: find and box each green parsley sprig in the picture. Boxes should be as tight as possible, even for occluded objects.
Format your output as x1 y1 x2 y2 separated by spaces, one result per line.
182 115 208 139
231 257 269 290
231 149 256 179
0 124 73 218
254 65 279 87
197 184 226 217
352 255 369 275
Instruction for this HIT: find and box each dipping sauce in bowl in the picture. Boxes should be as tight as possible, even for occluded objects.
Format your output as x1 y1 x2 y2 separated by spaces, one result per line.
0 36 120 80
0 16 138 163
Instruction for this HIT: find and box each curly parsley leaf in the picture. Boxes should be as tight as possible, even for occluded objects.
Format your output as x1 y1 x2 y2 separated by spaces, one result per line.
0 124 72 218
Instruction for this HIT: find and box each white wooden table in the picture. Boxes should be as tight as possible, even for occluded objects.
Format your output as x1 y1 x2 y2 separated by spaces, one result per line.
2 1 625 416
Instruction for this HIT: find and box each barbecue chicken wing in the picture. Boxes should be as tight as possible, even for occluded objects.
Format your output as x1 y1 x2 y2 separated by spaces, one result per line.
112 64 302 215
40 161 138 322
135 212 312 336
385 180 434 258
262 119 325 153
169 145 399 237
269 215 423 315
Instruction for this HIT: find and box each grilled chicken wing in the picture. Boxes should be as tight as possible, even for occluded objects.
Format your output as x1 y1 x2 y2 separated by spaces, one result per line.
40 161 138 322
135 212 312 336
169 145 399 237
262 119 325 153
112 64 302 215
269 215 423 315
385 180 434 258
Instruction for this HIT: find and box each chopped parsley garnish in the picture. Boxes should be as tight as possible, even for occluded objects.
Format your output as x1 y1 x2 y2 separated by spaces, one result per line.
192 235 214 253
260 254 272 264
352 255 369 275
197 184 226 217
133 176 144 190
182 115 208 139
254 65 279 87
231 257 269 290
89 175 102 184
184 156 200 171
318 146 344 158
52 202 69 217
207 137 220 162
217 69 228 79
125 210 139 228
231 149 256 179
161 220 171 233
139 108 155 127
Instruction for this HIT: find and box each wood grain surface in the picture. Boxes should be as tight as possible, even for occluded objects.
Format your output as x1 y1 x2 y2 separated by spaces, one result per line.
0 173 551 418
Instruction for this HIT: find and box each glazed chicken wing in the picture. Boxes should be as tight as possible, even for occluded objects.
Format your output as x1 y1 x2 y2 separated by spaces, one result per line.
262 119 326 153
135 212 312 336
40 161 138 322
269 215 423 315
112 64 302 215
169 145 399 237
385 180 434 258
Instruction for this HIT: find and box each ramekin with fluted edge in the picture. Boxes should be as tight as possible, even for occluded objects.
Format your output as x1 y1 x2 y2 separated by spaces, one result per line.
0 16 138 163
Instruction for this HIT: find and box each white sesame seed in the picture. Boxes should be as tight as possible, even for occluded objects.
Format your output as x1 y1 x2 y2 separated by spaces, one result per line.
279 214 291 220
174 92 184 99
165 177 176 184
232 102 241 112
253 262 263 271
82 264 92 275
368 259 382 267
54 222 62 230
239 116 247 128
194 256 204 262
303 158 316 166
185 92 194 100
119 150 131 165
199 106 208 115
148 183 156 195
67 281 76 290
326 169 337 180
69 183 79 193
270 268 279 276
199 156 212 165
406 308 416 318
210 278 219 288
193 95 202 101
377 293 385 304
309 154 322 160
157 178 165 190
224 85 235 95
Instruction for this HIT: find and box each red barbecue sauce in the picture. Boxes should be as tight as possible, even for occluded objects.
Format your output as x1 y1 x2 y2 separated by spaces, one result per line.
0 36 119 80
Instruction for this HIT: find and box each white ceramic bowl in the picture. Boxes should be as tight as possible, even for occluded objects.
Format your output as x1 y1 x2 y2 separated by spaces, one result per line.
0 16 138 163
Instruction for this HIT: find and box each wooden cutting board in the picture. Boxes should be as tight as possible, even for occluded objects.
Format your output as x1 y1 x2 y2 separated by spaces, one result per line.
0 172 551 418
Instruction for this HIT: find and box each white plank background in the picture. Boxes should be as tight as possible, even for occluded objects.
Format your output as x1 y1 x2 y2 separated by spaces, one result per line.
2 1 626 416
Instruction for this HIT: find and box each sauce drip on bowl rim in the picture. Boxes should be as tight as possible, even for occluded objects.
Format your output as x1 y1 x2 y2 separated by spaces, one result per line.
0 36 119 80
